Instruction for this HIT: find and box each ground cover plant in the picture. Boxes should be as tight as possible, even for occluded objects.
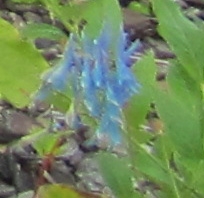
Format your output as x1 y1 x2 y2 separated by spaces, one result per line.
0 0 204 197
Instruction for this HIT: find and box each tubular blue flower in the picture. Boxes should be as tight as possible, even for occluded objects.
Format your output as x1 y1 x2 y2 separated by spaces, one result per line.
34 16 141 145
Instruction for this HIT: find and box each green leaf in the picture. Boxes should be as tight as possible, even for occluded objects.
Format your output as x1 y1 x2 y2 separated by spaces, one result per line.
152 0 204 82
21 23 67 41
128 2 150 15
0 18 48 107
32 132 67 156
80 0 122 42
124 52 157 144
96 152 142 198
134 142 172 186
11 0 39 3
154 73 203 158
175 156 204 196
45 90 72 113
37 184 104 198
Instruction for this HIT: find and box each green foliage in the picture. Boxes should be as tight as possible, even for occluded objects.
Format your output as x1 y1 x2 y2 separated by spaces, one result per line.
21 23 67 41
124 52 156 144
11 0 39 3
152 0 204 82
96 152 142 198
45 89 72 113
119 0 204 197
36 184 104 198
128 1 150 15
4 0 204 197
0 18 48 107
32 132 64 156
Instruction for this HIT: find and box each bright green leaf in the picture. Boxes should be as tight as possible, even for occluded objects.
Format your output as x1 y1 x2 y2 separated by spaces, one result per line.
32 132 66 156
0 18 48 107
37 184 104 198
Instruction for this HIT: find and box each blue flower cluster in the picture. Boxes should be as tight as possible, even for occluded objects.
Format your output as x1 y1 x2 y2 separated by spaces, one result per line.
35 21 140 144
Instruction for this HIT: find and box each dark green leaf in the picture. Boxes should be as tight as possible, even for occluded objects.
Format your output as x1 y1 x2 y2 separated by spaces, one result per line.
124 52 157 144
96 152 141 198
152 0 204 82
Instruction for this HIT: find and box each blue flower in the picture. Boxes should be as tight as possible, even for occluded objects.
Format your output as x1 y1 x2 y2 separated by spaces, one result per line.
35 18 140 145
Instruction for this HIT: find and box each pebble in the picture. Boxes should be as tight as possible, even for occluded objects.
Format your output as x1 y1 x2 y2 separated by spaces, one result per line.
23 11 42 23
6 0 46 15
35 38 59 49
0 182 16 198
49 161 76 185
9 12 25 28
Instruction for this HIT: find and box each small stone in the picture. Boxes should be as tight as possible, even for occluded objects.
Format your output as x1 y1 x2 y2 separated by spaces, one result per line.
6 0 47 15
15 191 34 198
0 182 16 198
60 138 84 166
0 10 12 22
9 12 25 29
23 12 42 23
41 14 53 24
49 161 75 185
76 158 107 193
42 48 61 62
35 38 58 49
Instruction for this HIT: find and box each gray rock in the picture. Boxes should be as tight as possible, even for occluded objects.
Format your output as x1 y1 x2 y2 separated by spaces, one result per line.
9 12 25 29
59 138 84 166
0 182 16 198
16 190 34 198
42 48 61 62
35 38 58 49
0 10 12 22
0 109 41 144
76 157 107 193
49 161 75 185
6 0 47 15
41 14 53 24
23 11 42 23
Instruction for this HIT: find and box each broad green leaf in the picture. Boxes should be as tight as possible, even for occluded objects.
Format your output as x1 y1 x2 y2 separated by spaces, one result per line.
155 92 202 158
153 59 203 158
21 23 67 41
96 152 142 198
152 0 204 82
0 18 48 107
37 184 104 198
154 87 203 158
76 0 104 38
124 52 157 144
74 0 122 42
